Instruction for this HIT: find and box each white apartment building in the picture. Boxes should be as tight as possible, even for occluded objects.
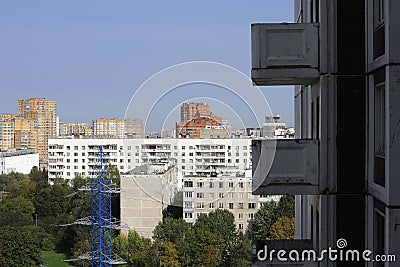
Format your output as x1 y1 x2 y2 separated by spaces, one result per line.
48 138 252 184
0 149 39 175
251 0 400 266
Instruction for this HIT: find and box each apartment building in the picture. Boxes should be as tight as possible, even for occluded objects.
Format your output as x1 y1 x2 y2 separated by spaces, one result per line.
92 118 125 138
18 98 57 159
0 117 14 151
47 138 252 183
251 0 400 266
124 118 145 138
59 122 92 137
0 149 39 175
120 162 178 238
182 173 258 231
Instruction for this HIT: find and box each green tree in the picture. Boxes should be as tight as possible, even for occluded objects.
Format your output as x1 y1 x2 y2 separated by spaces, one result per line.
113 230 150 266
0 196 35 226
252 201 278 240
158 241 181 267
269 216 295 240
276 195 295 218
0 226 42 267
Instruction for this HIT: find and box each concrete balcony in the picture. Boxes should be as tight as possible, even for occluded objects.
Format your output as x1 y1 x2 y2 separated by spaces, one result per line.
252 139 320 195
252 23 320 86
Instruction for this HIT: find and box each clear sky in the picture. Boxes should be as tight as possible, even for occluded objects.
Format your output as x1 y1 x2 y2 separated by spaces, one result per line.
0 1 294 129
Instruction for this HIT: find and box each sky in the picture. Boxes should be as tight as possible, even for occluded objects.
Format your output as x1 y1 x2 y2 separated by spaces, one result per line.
0 1 294 130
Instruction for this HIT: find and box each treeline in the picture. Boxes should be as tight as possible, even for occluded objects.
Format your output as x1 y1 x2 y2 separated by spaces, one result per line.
0 168 294 267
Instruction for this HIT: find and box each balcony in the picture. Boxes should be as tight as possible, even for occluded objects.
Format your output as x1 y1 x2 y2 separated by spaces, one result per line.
251 23 319 85
252 139 320 195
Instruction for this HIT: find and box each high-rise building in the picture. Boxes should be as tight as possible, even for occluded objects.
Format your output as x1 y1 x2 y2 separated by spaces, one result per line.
124 118 144 138
0 117 14 151
18 98 57 159
251 0 400 265
13 116 37 150
58 122 92 137
92 118 125 138
180 102 222 123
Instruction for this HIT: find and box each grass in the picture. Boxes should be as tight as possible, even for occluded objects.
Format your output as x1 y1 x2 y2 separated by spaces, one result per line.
41 250 74 267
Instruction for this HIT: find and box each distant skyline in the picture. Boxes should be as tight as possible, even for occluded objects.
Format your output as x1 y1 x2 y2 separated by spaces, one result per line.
0 1 294 129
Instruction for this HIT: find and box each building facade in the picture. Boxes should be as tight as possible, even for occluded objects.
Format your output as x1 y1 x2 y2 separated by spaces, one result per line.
251 0 400 266
182 173 259 232
18 98 57 159
92 118 125 138
0 149 39 175
48 138 252 183
121 162 178 238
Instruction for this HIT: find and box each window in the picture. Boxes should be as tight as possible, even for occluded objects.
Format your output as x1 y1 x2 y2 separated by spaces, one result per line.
74 152 78 156
218 203 224 209
196 192 204 199
248 203 256 209
238 182 244 188
236 159 240 163
184 192 193 198
196 202 204 209
238 224 244 230
218 193 224 199
184 212 193 219
228 182 234 188
373 0 385 58
209 182 214 188
238 192 243 198
238 213 243 220
197 182 203 188
374 71 385 187
228 203 234 209
74 159 78 163
189 152 193 156
209 202 214 209
209 192 215 199
66 146 70 150
248 213 255 220
238 203 244 209
184 181 193 188
228 192 234 199
218 182 224 188
182 146 185 149
182 159 185 163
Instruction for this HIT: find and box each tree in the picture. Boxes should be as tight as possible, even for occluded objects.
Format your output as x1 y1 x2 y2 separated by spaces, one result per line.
113 230 150 266
276 195 295 218
195 209 236 241
269 216 295 240
251 196 295 240
251 201 278 240
158 241 181 267
0 226 42 267
0 196 35 226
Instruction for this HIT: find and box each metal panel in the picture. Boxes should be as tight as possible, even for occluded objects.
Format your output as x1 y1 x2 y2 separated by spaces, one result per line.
252 139 319 195
251 23 320 86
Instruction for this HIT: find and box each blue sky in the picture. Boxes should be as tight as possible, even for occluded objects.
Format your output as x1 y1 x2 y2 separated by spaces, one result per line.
0 1 294 129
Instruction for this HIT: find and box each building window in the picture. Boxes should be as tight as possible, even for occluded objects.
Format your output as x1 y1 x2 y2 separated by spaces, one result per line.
197 182 203 188
184 181 193 188
228 203 234 209
374 71 385 187
248 213 255 220
238 182 244 188
196 192 204 199
209 192 215 199
184 192 193 198
184 212 193 219
373 198 385 266
238 213 243 220
209 182 214 188
238 203 244 209
238 224 244 230
196 202 204 209
218 181 224 188
238 192 243 198
228 192 234 198
218 193 224 199
228 182 234 188
373 0 385 58
209 202 214 209
218 203 224 209
248 203 256 209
